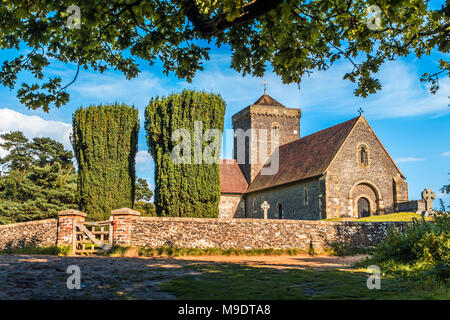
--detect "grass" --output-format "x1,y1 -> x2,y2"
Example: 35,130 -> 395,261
0,246 -> 71,256
324,245 -> 374,256
0,245 -> 370,257
159,263 -> 449,300
102,246 -> 309,257
323,212 -> 430,222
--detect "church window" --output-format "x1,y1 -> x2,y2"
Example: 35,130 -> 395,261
277,203 -> 283,219
304,188 -> 308,205
359,146 -> 368,166
271,122 -> 280,136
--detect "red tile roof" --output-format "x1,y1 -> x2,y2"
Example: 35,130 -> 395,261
253,94 -> 285,108
220,159 -> 248,194
246,117 -> 360,193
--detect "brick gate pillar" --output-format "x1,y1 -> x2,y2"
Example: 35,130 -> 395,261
111,208 -> 141,246
57,209 -> 87,246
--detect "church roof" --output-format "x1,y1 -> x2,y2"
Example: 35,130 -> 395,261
253,94 -> 285,108
219,159 -> 248,194
246,116 -> 360,193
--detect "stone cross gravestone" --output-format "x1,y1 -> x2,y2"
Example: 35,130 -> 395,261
421,188 -> 435,217
261,201 -> 270,220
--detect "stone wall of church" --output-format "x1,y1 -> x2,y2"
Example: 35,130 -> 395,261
325,119 -> 408,218
218,194 -> 246,219
245,177 -> 325,220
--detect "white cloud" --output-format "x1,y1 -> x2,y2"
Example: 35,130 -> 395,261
72,71 -> 175,109
51,52 -> 448,122
0,108 -> 72,158
300,60 -> 450,119
183,57 -> 450,120
442,151 -> 450,157
136,150 -> 152,164
135,150 -> 153,173
361,62 -> 450,119
394,157 -> 425,163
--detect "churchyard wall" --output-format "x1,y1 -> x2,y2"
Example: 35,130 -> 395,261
0,219 -> 58,250
0,210 -> 409,252
130,216 -> 408,251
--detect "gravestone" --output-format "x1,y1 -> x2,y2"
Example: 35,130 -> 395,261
421,188 -> 435,217
261,201 -> 270,220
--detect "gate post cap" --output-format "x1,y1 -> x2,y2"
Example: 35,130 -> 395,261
111,208 -> 141,216
58,209 -> 87,217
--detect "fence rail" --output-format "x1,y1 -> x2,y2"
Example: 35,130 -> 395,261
73,220 -> 113,255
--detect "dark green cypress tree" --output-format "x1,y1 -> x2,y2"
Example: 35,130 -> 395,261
145,90 -> 225,218
72,104 -> 139,221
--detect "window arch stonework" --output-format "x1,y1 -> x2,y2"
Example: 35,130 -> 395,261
357,143 -> 369,168
271,122 -> 280,136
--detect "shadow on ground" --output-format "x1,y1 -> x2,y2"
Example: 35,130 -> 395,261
0,254 -> 440,300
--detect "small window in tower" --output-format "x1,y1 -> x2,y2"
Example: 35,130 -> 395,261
304,188 -> 308,205
272,122 -> 280,136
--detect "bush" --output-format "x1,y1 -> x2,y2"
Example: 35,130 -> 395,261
359,213 -> 449,281
373,213 -> 449,265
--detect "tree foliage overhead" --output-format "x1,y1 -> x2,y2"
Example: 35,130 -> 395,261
145,90 -> 225,218
0,0 -> 448,111
72,104 -> 139,221
0,132 -> 77,224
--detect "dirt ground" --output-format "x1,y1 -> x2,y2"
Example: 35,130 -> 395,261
0,254 -> 367,300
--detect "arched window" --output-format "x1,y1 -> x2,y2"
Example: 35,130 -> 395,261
360,146 -> 368,166
271,122 -> 280,136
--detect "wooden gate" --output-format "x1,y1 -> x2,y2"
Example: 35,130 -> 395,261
73,219 -> 113,255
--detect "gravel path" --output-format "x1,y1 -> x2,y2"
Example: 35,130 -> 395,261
0,254 -> 366,300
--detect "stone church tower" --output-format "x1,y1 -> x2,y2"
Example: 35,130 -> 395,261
231,94 -> 302,183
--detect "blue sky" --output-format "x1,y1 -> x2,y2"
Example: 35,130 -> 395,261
0,15 -> 449,207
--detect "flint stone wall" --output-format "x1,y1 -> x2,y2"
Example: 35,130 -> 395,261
131,216 -> 408,251
0,216 -> 409,252
0,219 -> 58,250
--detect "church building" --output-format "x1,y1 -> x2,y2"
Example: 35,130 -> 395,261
218,94 -> 409,220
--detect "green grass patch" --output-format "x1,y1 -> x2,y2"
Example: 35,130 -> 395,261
356,212 -> 430,222
159,263 -> 449,299
324,244 -> 374,256
0,246 -> 71,256
323,212 -> 430,222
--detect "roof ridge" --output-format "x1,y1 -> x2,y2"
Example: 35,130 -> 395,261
279,116 -> 360,149
247,116 -> 361,193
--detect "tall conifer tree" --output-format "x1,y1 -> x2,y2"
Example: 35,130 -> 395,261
145,90 -> 225,217
72,104 -> 139,220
